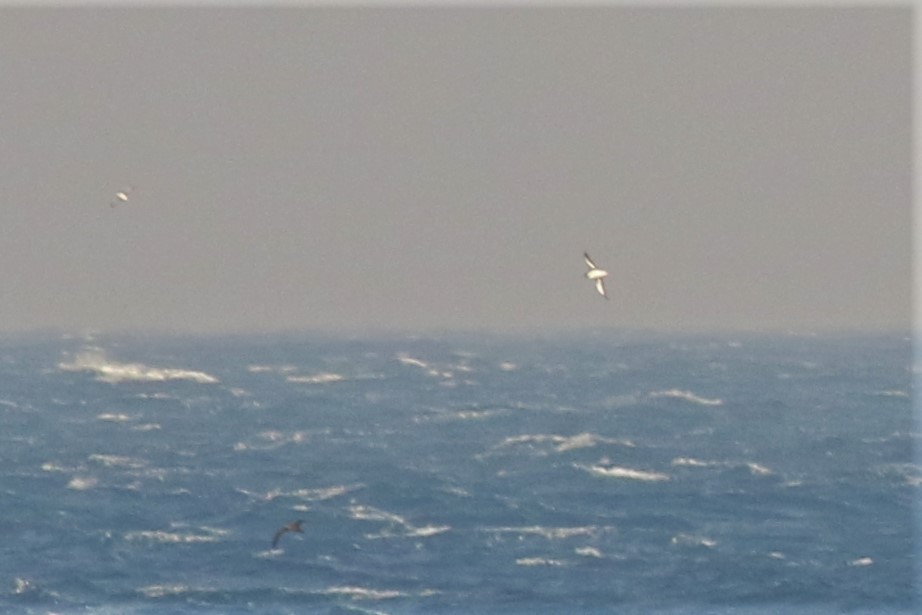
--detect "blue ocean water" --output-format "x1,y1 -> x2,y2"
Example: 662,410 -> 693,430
0,331 -> 917,614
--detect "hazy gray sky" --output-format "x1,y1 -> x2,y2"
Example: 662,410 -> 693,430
0,6 -> 910,334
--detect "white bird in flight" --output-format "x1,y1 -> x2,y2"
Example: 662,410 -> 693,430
583,252 -> 609,299
110,185 -> 135,207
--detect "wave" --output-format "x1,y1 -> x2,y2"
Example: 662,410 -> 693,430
247,364 -> 299,374
131,423 -> 161,431
233,429 -> 317,451
349,504 -> 450,539
89,454 -> 147,469
96,413 -> 134,423
138,583 -> 216,598
67,476 -> 98,490
59,348 -> 218,384
320,585 -> 426,600
648,389 -> 723,406
873,463 -> 922,486
286,372 -> 346,384
671,457 -> 773,476
11,577 -> 62,601
125,524 -> 228,544
404,525 -> 451,538
396,353 -> 455,379
41,461 -> 77,473
574,463 -> 670,482
493,433 -> 635,455
516,557 -> 567,567
236,483 -> 364,503
872,389 -> 910,398
671,533 -> 717,549
416,408 -> 508,424
482,525 -> 604,540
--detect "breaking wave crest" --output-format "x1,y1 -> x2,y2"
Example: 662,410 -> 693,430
349,504 -> 450,539
648,389 -> 723,406
574,463 -> 670,482
59,348 -> 218,384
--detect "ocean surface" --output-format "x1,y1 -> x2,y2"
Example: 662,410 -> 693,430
1,331 -> 917,614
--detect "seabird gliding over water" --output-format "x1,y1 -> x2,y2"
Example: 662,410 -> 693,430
583,252 -> 609,299
271,520 -> 304,549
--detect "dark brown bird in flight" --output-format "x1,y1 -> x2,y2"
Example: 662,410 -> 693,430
271,520 -> 304,549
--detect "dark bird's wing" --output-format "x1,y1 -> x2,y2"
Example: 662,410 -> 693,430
271,527 -> 287,549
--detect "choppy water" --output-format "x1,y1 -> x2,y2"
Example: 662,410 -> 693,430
1,331 -> 917,613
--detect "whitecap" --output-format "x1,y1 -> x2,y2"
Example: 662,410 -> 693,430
483,525 -> 601,540
12,577 -> 33,594
576,463 -> 670,482
349,505 -> 407,525
499,434 -> 565,447
671,533 -> 717,548
556,432 -> 634,452
516,557 -> 567,567
453,409 -> 496,420
495,433 -> 634,454
575,546 -> 603,558
247,364 -> 298,374
96,413 -> 133,423
89,454 -> 147,469
671,457 -> 773,476
745,462 -> 773,476
848,557 -> 874,567
671,457 -> 715,468
234,429 -> 314,451
405,525 -> 451,538
648,389 -> 723,406
287,372 -> 346,384
396,353 -> 452,378
237,483 -> 363,503
41,461 -> 74,473
289,484 -> 364,501
874,389 -> 910,398
396,355 -> 428,369
873,463 -> 922,486
418,408 -> 504,424
124,529 -> 221,544
131,423 -> 161,431
59,348 -> 218,384
350,504 -> 448,539
323,585 -> 406,600
138,584 -> 209,598
67,476 -> 98,490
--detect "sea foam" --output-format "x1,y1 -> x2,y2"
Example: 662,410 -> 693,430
59,348 -> 218,384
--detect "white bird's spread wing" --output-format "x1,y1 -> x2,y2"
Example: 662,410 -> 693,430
595,278 -> 608,298
583,252 -> 597,270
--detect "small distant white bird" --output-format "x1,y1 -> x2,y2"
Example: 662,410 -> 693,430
583,252 -> 609,299
110,185 -> 135,208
